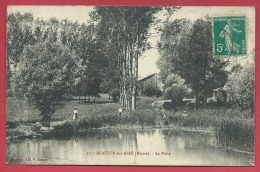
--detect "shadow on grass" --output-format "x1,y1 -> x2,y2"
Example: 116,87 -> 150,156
80,101 -> 115,104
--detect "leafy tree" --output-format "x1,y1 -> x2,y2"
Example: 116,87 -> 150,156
11,41 -> 84,126
7,12 -> 35,93
7,12 -> 106,105
157,19 -> 192,83
80,38 -> 105,101
163,74 -> 190,105
92,6 -> 164,110
60,20 -> 109,101
163,73 -> 186,90
158,17 -> 228,106
226,63 -> 255,114
7,12 -> 35,65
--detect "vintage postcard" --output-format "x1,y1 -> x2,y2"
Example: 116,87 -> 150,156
6,6 -> 255,166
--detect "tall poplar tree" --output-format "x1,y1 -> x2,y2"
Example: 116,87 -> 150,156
92,6 -> 162,110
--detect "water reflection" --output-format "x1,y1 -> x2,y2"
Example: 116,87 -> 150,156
9,129 -> 252,165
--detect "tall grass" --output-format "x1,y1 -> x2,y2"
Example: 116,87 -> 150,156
167,107 -> 253,128
78,108 -> 158,129
136,97 -> 157,109
165,107 -> 254,152
215,118 -> 254,152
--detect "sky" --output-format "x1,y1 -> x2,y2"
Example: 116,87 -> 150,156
8,6 -> 255,78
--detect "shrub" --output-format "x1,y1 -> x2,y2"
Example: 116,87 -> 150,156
142,84 -> 162,97
163,84 -> 189,106
226,63 -> 255,114
50,122 -> 74,139
31,125 -> 41,132
163,74 -> 190,106
110,88 -> 120,102
137,97 -> 157,108
215,89 -> 228,105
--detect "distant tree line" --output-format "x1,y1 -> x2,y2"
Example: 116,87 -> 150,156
7,12 -> 119,126
7,12 -> 120,100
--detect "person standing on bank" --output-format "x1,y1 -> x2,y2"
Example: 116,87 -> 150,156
73,107 -> 78,122
118,106 -> 122,115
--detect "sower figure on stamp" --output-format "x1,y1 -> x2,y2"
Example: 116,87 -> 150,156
219,19 -> 242,54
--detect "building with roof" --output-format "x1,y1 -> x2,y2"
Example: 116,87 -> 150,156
138,73 -> 163,92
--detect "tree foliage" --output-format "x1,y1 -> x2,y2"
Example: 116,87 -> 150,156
7,12 -> 35,65
7,12 -> 35,92
163,74 -> 190,105
157,19 -> 192,82
226,63 -> 255,114
92,6 -> 164,110
142,84 -> 162,97
7,12 -> 110,100
158,17 -> 228,105
11,41 -> 83,126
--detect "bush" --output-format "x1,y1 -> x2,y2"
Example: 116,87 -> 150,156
215,89 -> 228,106
226,63 -> 254,114
137,97 -> 157,109
163,84 -> 189,106
163,74 -> 191,106
142,84 -> 162,97
50,122 -> 74,139
110,88 -> 120,102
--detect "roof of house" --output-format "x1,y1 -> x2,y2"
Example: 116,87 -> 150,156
138,73 -> 158,82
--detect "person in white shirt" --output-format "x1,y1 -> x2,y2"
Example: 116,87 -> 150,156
183,111 -> 188,117
118,107 -> 122,115
73,107 -> 78,121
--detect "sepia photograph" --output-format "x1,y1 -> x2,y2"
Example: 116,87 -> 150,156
6,6 -> 255,166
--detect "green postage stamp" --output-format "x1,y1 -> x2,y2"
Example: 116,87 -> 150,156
213,16 -> 247,56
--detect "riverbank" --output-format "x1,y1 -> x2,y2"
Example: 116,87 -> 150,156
6,96 -> 254,153
6,118 -> 214,141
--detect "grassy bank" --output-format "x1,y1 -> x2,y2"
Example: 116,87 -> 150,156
7,96 -> 254,152
7,94 -> 119,122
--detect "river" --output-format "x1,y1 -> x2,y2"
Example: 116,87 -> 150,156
8,129 -> 254,166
